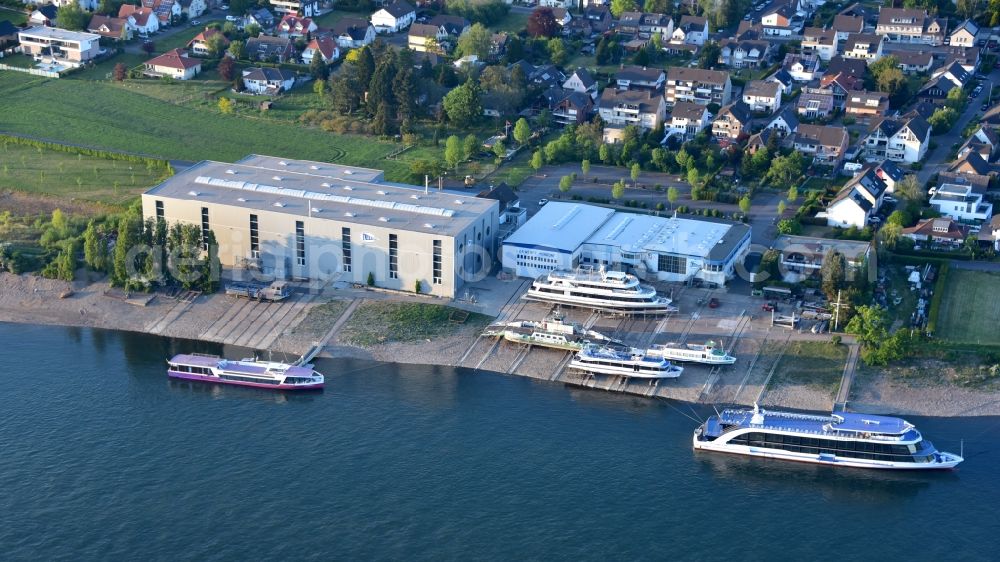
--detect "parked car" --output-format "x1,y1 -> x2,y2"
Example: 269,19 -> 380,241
190,20 -> 201,26
984,103 -> 991,111
708,297 -> 720,309
539,198 -> 549,206
762,302 -> 776,312
220,4 -> 229,9
226,15 -> 239,21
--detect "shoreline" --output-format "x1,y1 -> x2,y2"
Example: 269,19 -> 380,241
3,272 -> 1000,417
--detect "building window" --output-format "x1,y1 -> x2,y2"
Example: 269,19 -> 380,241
155,200 -> 164,220
200,207 -> 209,251
658,254 -> 687,274
249,214 -> 259,259
389,234 -> 398,279
295,221 -> 305,267
432,240 -> 442,285
342,227 -> 352,273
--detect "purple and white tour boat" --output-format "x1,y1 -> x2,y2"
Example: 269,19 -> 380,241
167,353 -> 324,390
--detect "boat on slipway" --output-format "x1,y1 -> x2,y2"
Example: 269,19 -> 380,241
646,340 -> 736,365
482,315 -> 623,352
522,267 -> 677,315
569,344 -> 684,379
693,405 -> 963,470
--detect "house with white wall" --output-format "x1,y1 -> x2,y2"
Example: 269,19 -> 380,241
371,0 -> 415,34
929,183 -> 993,224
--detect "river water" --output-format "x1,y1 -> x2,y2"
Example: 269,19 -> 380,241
1,323 -> 998,560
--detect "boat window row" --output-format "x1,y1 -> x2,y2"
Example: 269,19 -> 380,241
727,432 -> 931,462
218,374 -> 281,385
171,364 -> 212,375
283,377 -> 315,384
533,287 -> 656,302
576,359 -> 665,371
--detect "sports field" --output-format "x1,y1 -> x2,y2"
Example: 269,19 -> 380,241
937,269 -> 1000,345
0,72 -> 433,182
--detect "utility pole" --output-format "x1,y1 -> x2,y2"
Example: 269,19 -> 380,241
832,289 -> 851,332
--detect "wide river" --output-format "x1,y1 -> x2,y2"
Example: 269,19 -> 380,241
2,323 -> 998,560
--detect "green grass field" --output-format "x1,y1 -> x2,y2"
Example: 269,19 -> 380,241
340,301 -> 491,347
937,269 -> 1000,345
0,7 -> 27,25
0,141 -> 172,208
0,71 -> 434,182
770,341 -> 848,396
492,12 -> 529,33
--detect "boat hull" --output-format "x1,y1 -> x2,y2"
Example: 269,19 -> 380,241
502,332 -> 583,351
569,362 -> 682,379
649,352 -> 736,365
168,369 -> 324,391
522,292 -> 677,315
692,434 -> 962,470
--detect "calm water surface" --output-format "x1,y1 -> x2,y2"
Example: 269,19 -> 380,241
2,323 -> 998,560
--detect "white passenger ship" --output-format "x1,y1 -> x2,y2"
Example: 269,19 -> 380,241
570,344 -> 684,379
693,405 -> 963,470
646,340 -> 736,365
523,267 -> 676,315
482,315 -> 623,352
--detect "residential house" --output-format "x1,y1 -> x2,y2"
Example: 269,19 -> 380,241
269,0 -> 319,18
582,5 -> 613,34
821,71 -> 864,108
551,91 -> 594,126
144,48 -> 201,80
177,0 -> 206,19
617,11 -> 643,35
801,27 -> 838,61
18,26 -> 100,67
488,32 -> 508,62
119,5 -> 159,36
245,34 -> 295,62
371,0 -> 415,34
87,15 -> 132,41
563,68 -> 598,99
332,18 -> 375,49
408,23 -> 444,52
671,15 -> 708,46
875,7 -> 946,45
917,62 -> 970,102
718,38 -> 771,69
550,8 -> 572,29
141,0 -> 181,27
822,166 -> 888,228
666,101 -> 711,141
614,65 -> 665,91
893,50 -> 933,74
241,67 -> 297,94
742,80 -> 782,114
187,27 -> 229,56
841,33 -> 883,61
863,115 -> 930,164
772,235 -> 873,282
902,218 -> 969,248
638,12 -> 673,39
831,14 -> 863,41
29,5 -> 58,27
539,0 -> 575,6
903,100 -> 937,121
277,15 -> 316,38
938,172 -> 991,196
712,101 -> 752,142
797,90 -> 835,119
845,90 -> 889,123
0,20 -> 18,50
664,67 -> 732,106
301,35 -> 339,65
767,69 -> 794,96
983,103 -> 1000,127
760,3 -> 798,37
767,105 -> 800,138
827,55 -> 868,79
941,46 -> 980,73
929,183 -> 993,223
746,128 -> 776,155
597,88 -> 666,137
428,15 -> 469,37
793,124 -> 849,166
245,8 -> 276,32
948,151 -> 995,177
959,127 -> 1000,163
949,20 -> 978,48
784,53 -> 822,82
977,215 -> 1000,251
874,159 -> 905,193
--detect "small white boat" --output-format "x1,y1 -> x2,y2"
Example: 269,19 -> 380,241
522,266 -> 676,315
570,344 -> 683,379
482,315 -> 622,351
646,340 -> 736,365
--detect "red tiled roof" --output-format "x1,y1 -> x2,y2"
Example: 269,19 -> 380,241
146,48 -> 201,70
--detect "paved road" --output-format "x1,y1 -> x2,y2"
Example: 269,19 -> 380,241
123,12 -> 226,54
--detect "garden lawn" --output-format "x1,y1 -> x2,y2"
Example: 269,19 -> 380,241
339,301 -> 491,347
492,12 -> 528,33
0,141 -> 172,208
0,72 -> 418,181
770,341 -> 848,397
0,7 -> 27,25
936,269 -> 1000,345
69,53 -> 147,81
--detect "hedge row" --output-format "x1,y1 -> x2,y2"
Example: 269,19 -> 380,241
925,261 -> 950,335
892,247 -> 972,261
0,134 -> 173,171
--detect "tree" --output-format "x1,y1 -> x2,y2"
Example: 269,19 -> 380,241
367,58 -> 397,116
83,220 -> 108,272
887,209 -> 911,227
530,150 -> 544,171
56,3 -> 90,31
456,23 -> 492,59
493,140 -> 506,162
945,86 -> 966,111
764,151 -> 807,190
777,218 -> 801,235
527,7 -> 558,37
777,199 -> 787,216
218,97 -> 234,114
612,180 -> 626,199
846,305 -> 908,366
354,46 -> 376,91
218,56 -> 235,82
928,107 -> 959,134
610,0 -> 639,18
630,162 -> 641,187
820,249 -> 846,301
227,40 -> 245,60
869,56 -> 906,101
372,101 -> 395,136
113,63 -> 126,82
878,222 -> 902,251
698,41 -> 721,69
393,67 -> 417,121
599,143 -> 611,164
206,34 -> 228,59
513,118 -> 531,146
547,37 -> 567,66
787,184 -> 798,202
581,159 -> 591,177
739,196 -> 751,214
443,81 -> 482,127
309,52 -> 328,80
559,174 -> 573,192
463,134 -> 479,161
445,135 -> 463,170
894,174 -> 925,207
329,72 -> 361,114
667,186 -> 679,208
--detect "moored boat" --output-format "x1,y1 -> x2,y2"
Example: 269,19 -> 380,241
693,405 -> 963,470
482,315 -> 623,351
522,267 -> 676,315
167,353 -> 324,390
570,344 -> 683,379
646,340 -> 736,365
